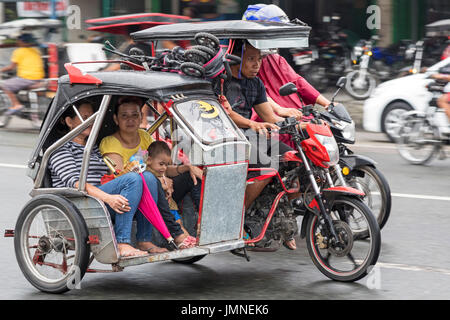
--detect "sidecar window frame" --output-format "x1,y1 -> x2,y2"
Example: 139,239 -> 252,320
171,96 -> 246,146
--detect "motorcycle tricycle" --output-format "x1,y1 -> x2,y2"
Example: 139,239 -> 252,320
4,19 -> 380,293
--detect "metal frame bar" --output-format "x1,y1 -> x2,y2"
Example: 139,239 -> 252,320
34,95 -> 112,191
79,95 -> 111,191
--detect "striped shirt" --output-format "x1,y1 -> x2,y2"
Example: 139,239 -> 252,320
48,141 -> 109,188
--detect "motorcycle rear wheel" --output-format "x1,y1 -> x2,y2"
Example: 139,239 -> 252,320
396,113 -> 440,165
306,196 -> 381,282
344,165 -> 391,232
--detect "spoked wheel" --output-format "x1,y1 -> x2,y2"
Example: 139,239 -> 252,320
396,113 -> 440,165
181,62 -> 205,78
14,194 -> 90,293
343,166 -> 392,232
306,196 -> 381,282
184,49 -> 210,65
345,70 -> 377,100
191,45 -> 216,60
0,91 -> 12,128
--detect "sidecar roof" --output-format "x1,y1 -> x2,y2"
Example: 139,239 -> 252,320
132,19 -> 310,42
46,69 -> 212,126
55,69 -> 212,100
29,69 -> 213,169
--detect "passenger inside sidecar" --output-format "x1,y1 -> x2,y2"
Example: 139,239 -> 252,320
40,92 -> 200,256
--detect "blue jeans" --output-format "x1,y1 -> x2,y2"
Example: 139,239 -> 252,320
98,172 -> 152,244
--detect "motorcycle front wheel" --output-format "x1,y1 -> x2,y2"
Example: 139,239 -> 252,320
396,113 -> 440,165
306,196 -> 381,282
345,70 -> 377,100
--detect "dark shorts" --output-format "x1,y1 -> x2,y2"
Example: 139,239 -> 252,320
242,128 -> 293,176
1,77 -> 38,93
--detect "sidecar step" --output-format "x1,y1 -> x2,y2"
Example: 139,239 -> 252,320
116,239 -> 245,268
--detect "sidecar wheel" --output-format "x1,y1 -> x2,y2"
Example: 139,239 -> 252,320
194,33 -> 220,52
172,255 -> 206,264
181,62 -> 205,78
14,194 -> 90,293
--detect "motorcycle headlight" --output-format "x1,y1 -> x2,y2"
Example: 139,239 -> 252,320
332,119 -> 355,143
314,134 -> 339,167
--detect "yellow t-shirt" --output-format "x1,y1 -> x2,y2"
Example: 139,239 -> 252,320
99,129 -> 153,167
11,47 -> 45,80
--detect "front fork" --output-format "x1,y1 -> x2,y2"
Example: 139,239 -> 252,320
294,142 -> 340,241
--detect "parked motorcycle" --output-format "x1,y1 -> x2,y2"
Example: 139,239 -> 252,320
396,79 -> 449,165
294,32 -> 354,93
345,36 -> 377,100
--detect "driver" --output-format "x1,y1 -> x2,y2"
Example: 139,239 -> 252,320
243,4 -> 332,148
0,33 -> 44,115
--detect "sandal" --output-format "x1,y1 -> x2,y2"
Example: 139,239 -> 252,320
147,246 -> 169,254
177,235 -> 196,249
137,242 -> 168,254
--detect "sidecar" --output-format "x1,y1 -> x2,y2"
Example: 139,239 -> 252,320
5,19 -> 311,293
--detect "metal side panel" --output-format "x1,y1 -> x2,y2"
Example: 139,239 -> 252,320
69,196 -> 119,264
198,162 -> 247,246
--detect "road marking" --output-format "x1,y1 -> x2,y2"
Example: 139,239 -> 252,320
0,163 -> 27,169
1,164 -> 449,200
391,192 -> 450,202
376,262 -> 450,276
353,143 -> 397,150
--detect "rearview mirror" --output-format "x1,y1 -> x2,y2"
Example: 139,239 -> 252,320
279,82 -> 297,96
336,77 -> 346,88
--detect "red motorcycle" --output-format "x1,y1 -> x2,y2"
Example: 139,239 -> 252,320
243,83 -> 381,282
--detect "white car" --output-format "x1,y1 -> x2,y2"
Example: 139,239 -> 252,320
363,57 -> 450,141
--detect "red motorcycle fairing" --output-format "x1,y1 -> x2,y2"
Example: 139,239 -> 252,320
308,186 -> 365,210
301,123 -> 333,168
282,150 -> 302,163
322,186 -> 365,197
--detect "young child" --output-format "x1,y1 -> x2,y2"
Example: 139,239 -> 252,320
146,141 -> 190,237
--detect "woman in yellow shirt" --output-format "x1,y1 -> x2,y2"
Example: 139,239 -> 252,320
100,96 -> 196,250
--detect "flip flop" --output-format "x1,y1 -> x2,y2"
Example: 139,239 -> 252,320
146,246 -> 169,254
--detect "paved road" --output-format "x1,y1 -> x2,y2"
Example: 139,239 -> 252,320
1,125 -> 450,301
